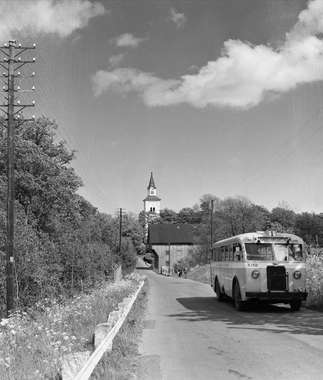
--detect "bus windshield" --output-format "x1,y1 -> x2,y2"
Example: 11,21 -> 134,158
245,243 -> 304,262
245,243 -> 273,261
273,243 -> 304,262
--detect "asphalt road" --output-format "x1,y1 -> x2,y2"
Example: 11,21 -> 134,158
136,268 -> 323,380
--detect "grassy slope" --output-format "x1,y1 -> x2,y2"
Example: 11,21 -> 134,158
186,265 -> 211,285
0,279 -> 140,380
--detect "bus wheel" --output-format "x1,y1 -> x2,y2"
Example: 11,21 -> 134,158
215,278 -> 224,302
290,300 -> 301,312
233,281 -> 245,311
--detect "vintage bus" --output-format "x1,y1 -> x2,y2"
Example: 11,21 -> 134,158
210,231 -> 308,311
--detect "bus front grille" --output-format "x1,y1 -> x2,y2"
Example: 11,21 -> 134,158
267,266 -> 287,291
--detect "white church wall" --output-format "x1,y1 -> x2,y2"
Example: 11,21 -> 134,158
144,200 -> 160,214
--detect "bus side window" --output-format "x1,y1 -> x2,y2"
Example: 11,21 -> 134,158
216,247 -> 221,261
229,246 -> 233,261
233,244 -> 242,261
221,246 -> 226,261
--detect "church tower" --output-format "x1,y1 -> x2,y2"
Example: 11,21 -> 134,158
143,172 -> 161,215
143,172 -> 161,240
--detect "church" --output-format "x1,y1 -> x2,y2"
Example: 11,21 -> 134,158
143,172 -> 161,225
143,172 -> 195,274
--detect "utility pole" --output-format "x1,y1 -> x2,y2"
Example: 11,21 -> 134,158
119,208 -> 122,254
209,199 -> 214,285
0,40 -> 36,315
210,199 -> 214,258
168,242 -> 171,276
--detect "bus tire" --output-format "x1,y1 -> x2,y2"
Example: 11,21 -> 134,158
233,280 -> 245,311
215,278 -> 224,302
290,300 -> 301,312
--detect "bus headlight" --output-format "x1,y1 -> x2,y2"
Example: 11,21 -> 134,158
293,271 -> 302,280
251,270 -> 260,279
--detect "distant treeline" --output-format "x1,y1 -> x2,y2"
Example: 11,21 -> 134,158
140,195 -> 323,267
0,117 -> 144,310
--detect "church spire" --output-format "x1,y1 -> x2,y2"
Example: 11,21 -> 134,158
143,172 -> 161,241
147,171 -> 156,189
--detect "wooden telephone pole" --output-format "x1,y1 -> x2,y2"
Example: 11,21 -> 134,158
0,40 -> 36,315
119,208 -> 123,254
210,199 -> 214,256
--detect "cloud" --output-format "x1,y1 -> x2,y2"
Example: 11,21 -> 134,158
109,53 -> 125,67
169,8 -> 186,29
92,0 -> 323,109
0,0 -> 106,41
113,33 -> 145,48
92,68 -> 179,101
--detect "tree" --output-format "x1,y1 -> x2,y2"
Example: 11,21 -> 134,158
122,212 -> 145,254
217,196 -> 268,237
177,207 -> 201,224
199,194 -> 221,215
1,117 -> 82,235
295,213 -> 323,245
159,208 -> 177,223
271,206 -> 296,232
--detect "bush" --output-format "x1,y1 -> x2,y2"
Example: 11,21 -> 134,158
306,251 -> 323,308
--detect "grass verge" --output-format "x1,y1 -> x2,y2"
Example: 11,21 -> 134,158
0,278 -> 139,379
90,279 -> 148,380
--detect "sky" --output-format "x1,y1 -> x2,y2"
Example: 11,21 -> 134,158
2,0 -> 323,214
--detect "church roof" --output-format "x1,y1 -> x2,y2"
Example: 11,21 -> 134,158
143,195 -> 161,202
148,223 -> 194,245
147,172 -> 156,189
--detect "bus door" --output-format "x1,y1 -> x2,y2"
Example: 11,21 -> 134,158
223,245 -> 231,293
218,246 -> 226,289
223,245 -> 232,295
209,248 -> 214,286
233,243 -> 243,294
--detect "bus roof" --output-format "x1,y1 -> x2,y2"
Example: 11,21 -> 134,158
213,231 -> 304,246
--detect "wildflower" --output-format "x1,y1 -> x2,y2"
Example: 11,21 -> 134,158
0,319 -> 9,327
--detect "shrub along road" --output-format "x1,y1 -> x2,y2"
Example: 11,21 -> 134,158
136,270 -> 323,380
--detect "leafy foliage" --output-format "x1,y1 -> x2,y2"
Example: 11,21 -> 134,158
0,117 -> 143,312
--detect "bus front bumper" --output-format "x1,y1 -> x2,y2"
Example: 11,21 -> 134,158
245,291 -> 308,302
